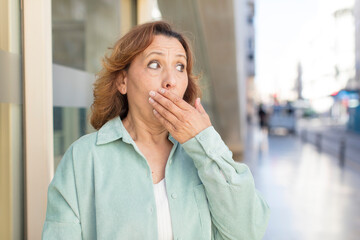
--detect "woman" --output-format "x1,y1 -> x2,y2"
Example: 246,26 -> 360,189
43,21 -> 270,240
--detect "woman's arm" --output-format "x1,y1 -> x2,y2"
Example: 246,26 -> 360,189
149,89 -> 270,239
182,126 -> 270,240
42,145 -> 82,240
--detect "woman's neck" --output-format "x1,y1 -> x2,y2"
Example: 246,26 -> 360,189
122,110 -> 169,145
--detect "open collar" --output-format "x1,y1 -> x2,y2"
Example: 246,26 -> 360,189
96,116 -> 127,145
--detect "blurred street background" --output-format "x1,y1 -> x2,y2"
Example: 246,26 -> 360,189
1,0 -> 360,239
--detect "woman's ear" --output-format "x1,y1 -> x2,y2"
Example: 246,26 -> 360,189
116,71 -> 128,95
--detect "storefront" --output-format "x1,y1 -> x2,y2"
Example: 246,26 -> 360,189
0,1 -> 248,239
0,1 -> 142,239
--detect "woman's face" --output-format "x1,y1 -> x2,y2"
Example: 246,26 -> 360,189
118,35 -> 189,119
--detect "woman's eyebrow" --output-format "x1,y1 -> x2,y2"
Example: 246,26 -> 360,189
145,51 -> 187,60
145,51 -> 164,58
177,54 -> 187,60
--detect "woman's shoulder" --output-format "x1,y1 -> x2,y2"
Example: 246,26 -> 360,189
64,127 -> 126,161
55,132 -> 96,168
56,131 -> 103,175
71,131 -> 99,150
61,131 -> 103,163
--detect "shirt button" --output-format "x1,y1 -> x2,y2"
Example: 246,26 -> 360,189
171,193 -> 177,199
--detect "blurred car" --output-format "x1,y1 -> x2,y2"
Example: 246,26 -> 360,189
268,104 -> 296,134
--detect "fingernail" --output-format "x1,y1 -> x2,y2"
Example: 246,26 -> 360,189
149,91 -> 156,97
153,109 -> 158,114
149,97 -> 154,103
159,88 -> 165,94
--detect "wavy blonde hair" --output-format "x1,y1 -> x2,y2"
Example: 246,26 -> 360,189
90,21 -> 200,130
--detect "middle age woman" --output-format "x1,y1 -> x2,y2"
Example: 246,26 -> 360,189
42,21 -> 270,240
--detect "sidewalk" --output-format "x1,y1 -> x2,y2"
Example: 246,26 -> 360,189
297,118 -> 360,167
243,125 -> 360,240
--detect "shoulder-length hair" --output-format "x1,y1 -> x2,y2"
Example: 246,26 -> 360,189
90,21 -> 200,130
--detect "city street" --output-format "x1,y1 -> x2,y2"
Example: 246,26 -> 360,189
242,127 -> 360,240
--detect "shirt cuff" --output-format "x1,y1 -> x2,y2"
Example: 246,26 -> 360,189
181,126 -> 230,168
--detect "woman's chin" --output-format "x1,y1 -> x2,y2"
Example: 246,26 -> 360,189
149,113 -> 161,123
148,113 -> 166,127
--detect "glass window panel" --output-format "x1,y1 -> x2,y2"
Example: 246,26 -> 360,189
52,0 -> 136,167
0,0 -> 24,239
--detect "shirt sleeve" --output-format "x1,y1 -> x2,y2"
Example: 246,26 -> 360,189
181,126 -> 270,240
42,145 -> 82,240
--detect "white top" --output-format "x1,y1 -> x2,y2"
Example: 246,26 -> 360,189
153,179 -> 173,240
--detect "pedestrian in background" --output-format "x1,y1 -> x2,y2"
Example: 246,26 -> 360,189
258,103 -> 269,151
42,21 -> 270,240
258,103 -> 268,130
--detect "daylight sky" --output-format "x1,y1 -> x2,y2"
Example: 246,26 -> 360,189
256,0 -> 356,102
255,0 -> 319,100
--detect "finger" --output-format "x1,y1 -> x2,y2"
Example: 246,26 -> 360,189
152,109 -> 176,132
195,98 -> 206,114
149,97 -> 179,125
157,88 -> 191,110
149,90 -> 183,119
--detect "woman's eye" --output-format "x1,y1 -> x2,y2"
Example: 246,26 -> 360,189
148,61 -> 160,69
176,64 -> 185,72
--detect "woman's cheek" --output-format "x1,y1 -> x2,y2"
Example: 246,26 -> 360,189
178,73 -> 189,92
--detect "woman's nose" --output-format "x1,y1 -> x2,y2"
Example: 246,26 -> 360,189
162,69 -> 177,89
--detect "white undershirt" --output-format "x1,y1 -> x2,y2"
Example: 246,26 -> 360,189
153,179 -> 173,240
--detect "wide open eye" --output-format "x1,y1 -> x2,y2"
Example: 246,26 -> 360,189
176,63 -> 185,72
148,61 -> 160,69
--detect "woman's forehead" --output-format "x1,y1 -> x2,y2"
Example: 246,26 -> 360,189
142,35 -> 186,57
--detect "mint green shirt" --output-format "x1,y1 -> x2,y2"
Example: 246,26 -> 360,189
42,117 -> 270,240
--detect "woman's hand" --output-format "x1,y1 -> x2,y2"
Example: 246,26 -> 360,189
149,88 -> 212,144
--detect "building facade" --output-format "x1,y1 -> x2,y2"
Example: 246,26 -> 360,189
244,0 -> 257,123
355,0 -> 360,88
298,0 -> 356,116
